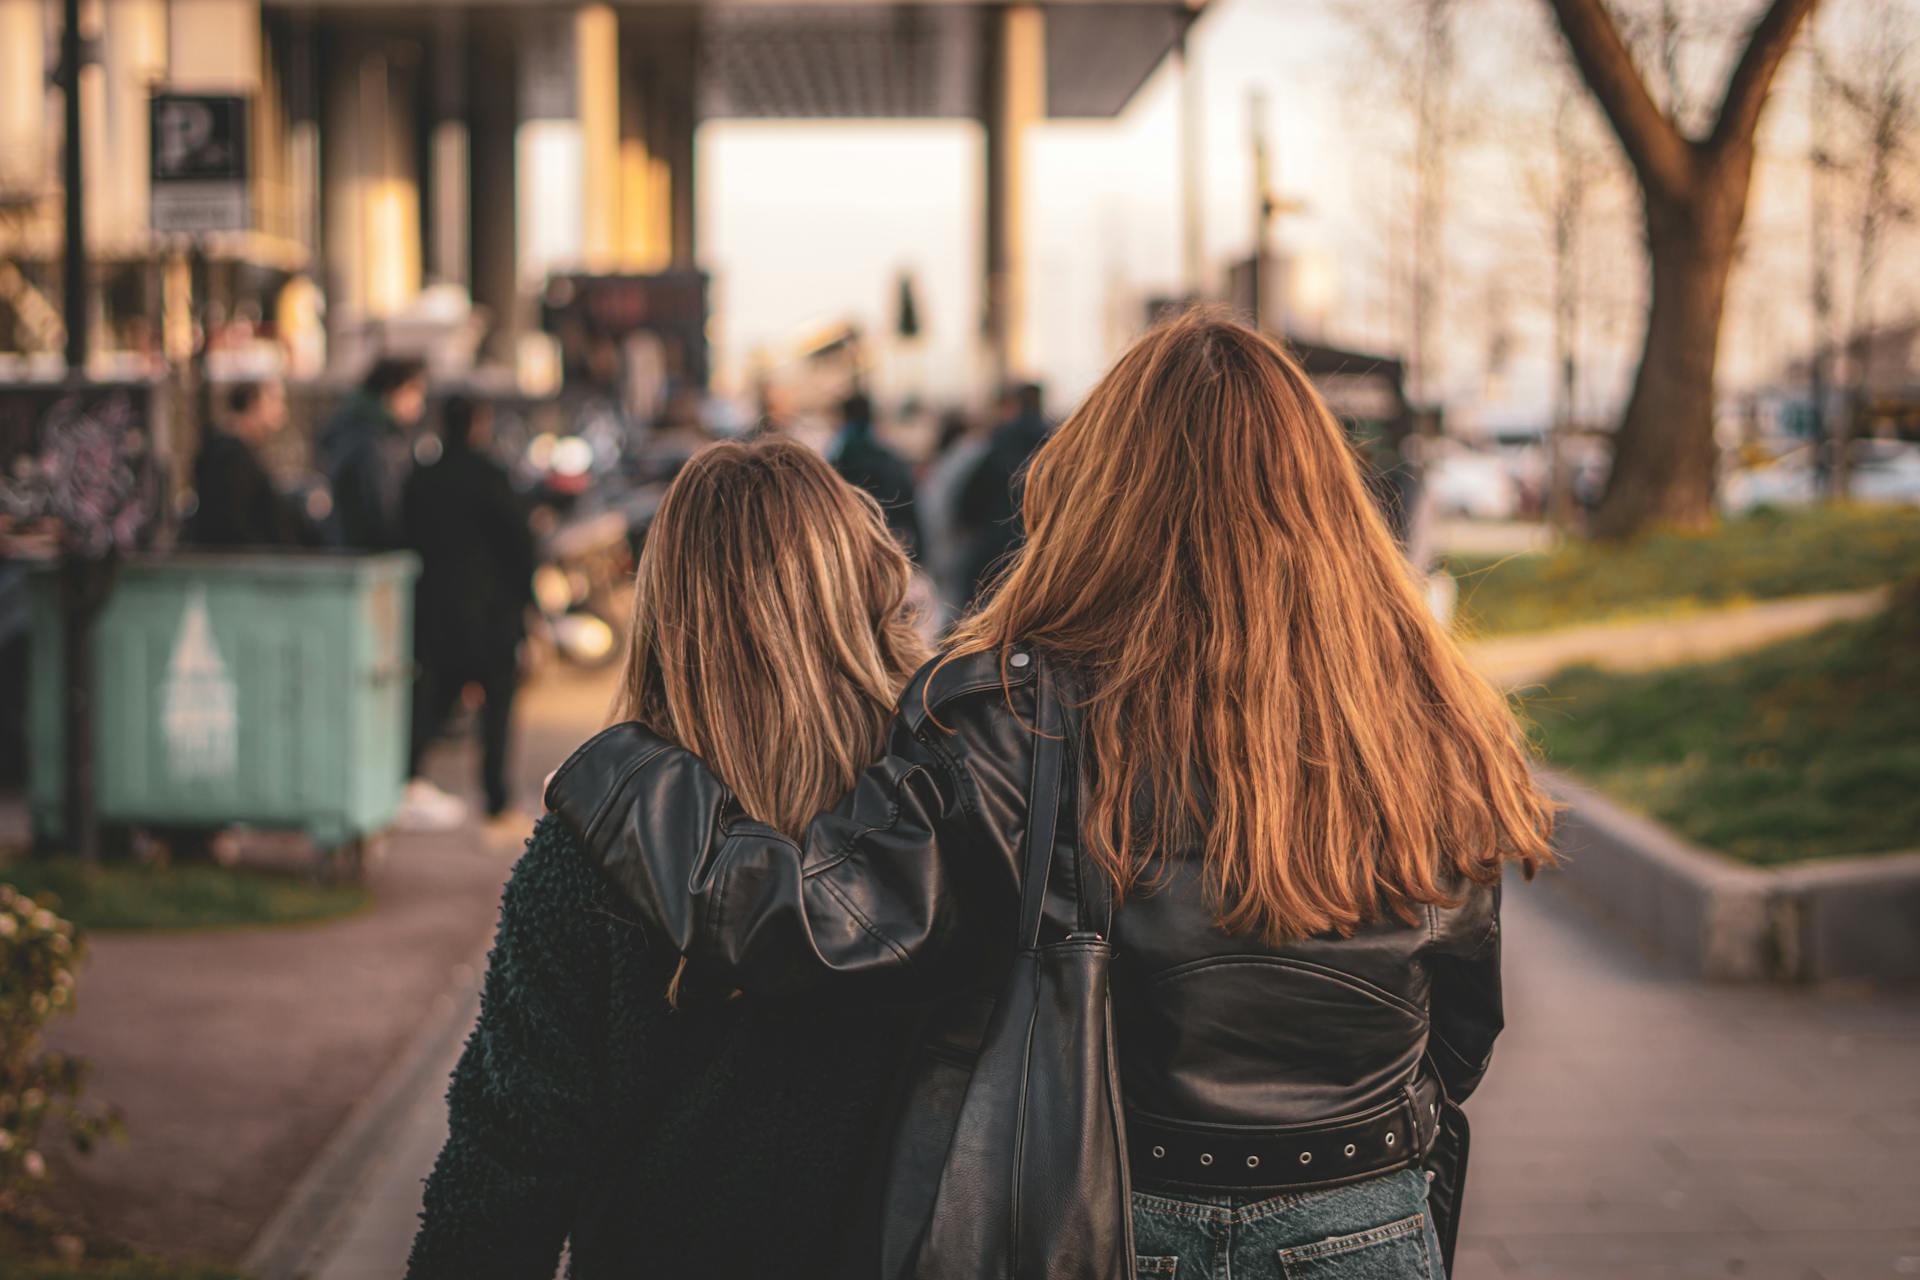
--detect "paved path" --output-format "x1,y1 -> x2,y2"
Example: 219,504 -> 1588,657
1464,588 -> 1888,689
28,661 -> 617,1265
304,867 -> 1920,1280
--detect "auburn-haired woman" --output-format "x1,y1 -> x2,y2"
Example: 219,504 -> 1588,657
407,437 -> 931,1277
548,312 -> 1555,1277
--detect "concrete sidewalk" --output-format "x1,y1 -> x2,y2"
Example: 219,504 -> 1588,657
31,661 -> 617,1265
303,868 -> 1920,1280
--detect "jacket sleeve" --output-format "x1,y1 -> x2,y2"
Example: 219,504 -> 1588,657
546,714 -> 990,1001
407,816 -> 629,1278
1426,880 -> 1504,1105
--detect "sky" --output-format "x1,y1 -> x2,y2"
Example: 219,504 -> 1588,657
700,0 -> 1919,426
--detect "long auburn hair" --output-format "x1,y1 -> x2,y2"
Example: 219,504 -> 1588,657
945,310 -> 1554,944
615,438 -> 930,994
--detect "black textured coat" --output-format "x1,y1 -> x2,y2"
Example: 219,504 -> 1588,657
401,441 -> 534,671
406,815 -> 919,1279
185,430 -> 311,550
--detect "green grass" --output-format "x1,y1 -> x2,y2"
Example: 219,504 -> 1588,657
0,1214 -> 247,1280
1448,504 -> 1920,636
1522,581 -> 1920,867
0,860 -> 369,932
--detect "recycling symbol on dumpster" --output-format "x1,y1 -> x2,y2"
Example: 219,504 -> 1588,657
161,587 -> 239,782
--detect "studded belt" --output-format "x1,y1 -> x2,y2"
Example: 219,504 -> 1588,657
1127,1076 -> 1443,1193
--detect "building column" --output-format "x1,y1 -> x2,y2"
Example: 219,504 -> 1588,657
577,4 -> 620,271
469,19 -> 518,362
285,10 -> 321,265
94,0 -> 167,250
981,3 -> 1044,386
515,10 -> 583,285
664,53 -> 697,269
429,11 -> 470,288
322,34 -> 422,330
0,0 -> 48,198
616,61 -> 666,271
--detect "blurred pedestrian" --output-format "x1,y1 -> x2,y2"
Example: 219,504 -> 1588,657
407,438 -> 927,1278
956,380 -> 1048,602
316,357 -> 428,551
917,406 -> 991,618
184,381 -> 313,549
401,396 -> 534,830
829,391 -> 924,561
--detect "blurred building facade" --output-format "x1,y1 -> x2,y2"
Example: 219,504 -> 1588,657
0,0 -> 1200,396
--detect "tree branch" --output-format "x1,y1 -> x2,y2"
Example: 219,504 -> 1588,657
1709,0 -> 1820,158
1546,0 -> 1695,199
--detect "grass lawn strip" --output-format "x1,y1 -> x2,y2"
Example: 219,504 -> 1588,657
1448,504 -> 1920,637
1521,581 -> 1920,867
0,859 -> 369,932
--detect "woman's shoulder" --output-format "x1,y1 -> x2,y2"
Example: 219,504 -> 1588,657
501,811 -> 617,919
898,644 -> 1041,734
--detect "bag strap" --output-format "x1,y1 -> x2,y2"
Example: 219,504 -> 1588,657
1016,652 -> 1067,950
1016,651 -> 1114,947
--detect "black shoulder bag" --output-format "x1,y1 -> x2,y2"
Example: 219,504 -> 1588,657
884,658 -> 1135,1280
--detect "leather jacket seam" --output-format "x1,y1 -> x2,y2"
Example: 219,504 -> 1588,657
582,744 -> 676,849
1430,1034 -> 1483,1071
905,660 -> 1039,733
796,763 -> 932,879
814,870 -> 916,970
542,720 -> 645,814
1143,954 -> 1426,1023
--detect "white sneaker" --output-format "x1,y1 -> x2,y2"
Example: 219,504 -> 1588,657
395,778 -> 469,831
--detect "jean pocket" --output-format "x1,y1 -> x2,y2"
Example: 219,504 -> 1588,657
1276,1213 -> 1431,1280
1135,1257 -> 1179,1277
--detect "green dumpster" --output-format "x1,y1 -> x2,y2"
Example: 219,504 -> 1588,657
29,553 -> 419,858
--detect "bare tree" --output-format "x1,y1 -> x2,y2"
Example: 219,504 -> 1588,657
1547,0 -> 1818,536
1820,3 -> 1918,496
1339,0 -> 1474,404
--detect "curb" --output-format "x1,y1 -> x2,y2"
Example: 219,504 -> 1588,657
1540,768 -> 1920,982
240,956 -> 485,1280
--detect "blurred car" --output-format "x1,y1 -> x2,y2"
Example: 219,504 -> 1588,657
1424,441 -> 1523,520
1721,439 -> 1920,513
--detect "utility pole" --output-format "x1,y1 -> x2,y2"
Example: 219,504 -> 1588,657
1178,27 -> 1203,302
1250,89 -> 1269,329
59,0 -> 86,377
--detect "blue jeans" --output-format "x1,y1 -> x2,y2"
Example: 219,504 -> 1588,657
1132,1168 -> 1445,1279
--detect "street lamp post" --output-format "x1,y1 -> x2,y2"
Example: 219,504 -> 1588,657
59,0 -> 86,377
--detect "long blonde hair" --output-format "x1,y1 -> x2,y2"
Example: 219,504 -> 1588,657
616,437 -> 930,992
945,310 -> 1554,944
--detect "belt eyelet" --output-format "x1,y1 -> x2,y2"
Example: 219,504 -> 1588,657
1385,1132 -> 1396,1147
1198,1153 -> 1214,1166
1151,1145 -> 1166,1159
1343,1143 -> 1357,1157
1246,1155 -> 1260,1169
1297,1151 -> 1311,1165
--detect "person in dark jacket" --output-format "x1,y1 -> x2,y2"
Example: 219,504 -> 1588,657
408,437 -> 931,1278
545,312 -> 1558,1278
316,357 -> 428,551
955,380 -> 1048,601
184,381 -> 313,549
830,392 -> 924,561
402,396 -> 534,821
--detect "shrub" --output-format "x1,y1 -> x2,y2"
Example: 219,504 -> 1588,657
0,884 -> 121,1209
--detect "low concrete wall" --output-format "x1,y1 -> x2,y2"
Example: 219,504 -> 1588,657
1539,769 -> 1920,983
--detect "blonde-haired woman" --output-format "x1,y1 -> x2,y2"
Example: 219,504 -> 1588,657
407,437 -> 930,1278
551,311 -> 1555,1278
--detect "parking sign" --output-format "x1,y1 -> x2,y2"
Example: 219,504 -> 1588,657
150,93 -> 250,234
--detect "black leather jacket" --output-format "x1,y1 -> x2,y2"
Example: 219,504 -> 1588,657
546,647 -> 1504,1184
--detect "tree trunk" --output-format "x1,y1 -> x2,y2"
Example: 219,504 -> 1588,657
1591,190 -> 1738,537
